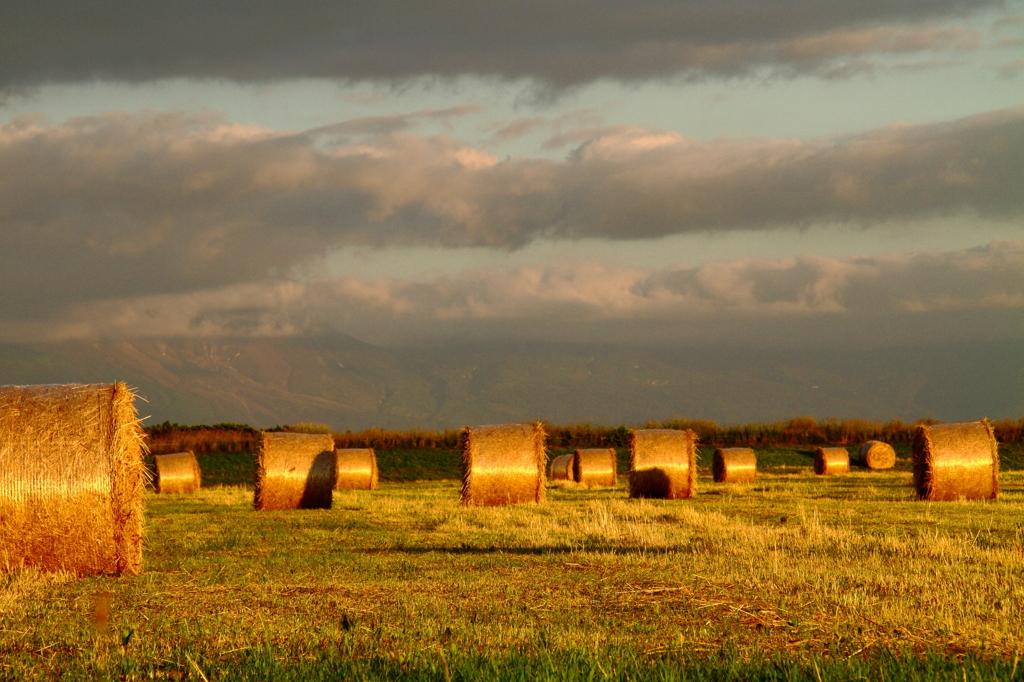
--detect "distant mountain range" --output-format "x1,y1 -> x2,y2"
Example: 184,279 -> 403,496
0,335 -> 1020,429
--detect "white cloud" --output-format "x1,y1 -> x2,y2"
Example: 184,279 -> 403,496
1,106 -> 1022,323
7,241 -> 1021,347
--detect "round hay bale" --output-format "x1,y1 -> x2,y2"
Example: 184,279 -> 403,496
573,448 -> 617,487
335,448 -> 378,490
461,423 -> 545,506
549,453 -> 575,481
858,441 -> 896,470
254,432 -> 336,510
712,448 -> 756,483
154,451 -> 201,494
912,421 -> 998,501
629,429 -> 697,499
814,447 -> 850,476
0,383 -> 146,576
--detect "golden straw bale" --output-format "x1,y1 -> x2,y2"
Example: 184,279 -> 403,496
334,448 -> 378,490
461,423 -> 545,506
814,447 -> 850,476
913,421 -> 998,501
573,448 -> 617,487
629,429 -> 697,499
0,383 -> 146,576
549,453 -> 575,481
858,441 -> 896,470
154,452 -> 201,494
712,448 -> 757,483
254,432 -> 336,510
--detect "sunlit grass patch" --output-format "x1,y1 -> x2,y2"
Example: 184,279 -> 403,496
3,467 -> 1024,679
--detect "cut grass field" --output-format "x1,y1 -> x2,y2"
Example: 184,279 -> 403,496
4,445 -> 1024,680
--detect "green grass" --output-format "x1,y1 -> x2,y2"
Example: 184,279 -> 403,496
5,460 -> 1024,680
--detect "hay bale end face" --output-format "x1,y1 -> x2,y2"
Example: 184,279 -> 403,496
814,447 -> 850,476
712,448 -> 756,483
154,451 -> 201,494
913,421 -> 998,501
573,448 -> 617,487
548,453 -> 574,481
0,383 -> 146,576
254,432 -> 336,510
461,423 -> 545,506
858,441 -> 896,470
334,448 -> 378,491
629,429 -> 697,499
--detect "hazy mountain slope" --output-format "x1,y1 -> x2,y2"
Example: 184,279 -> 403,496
0,336 -> 1020,428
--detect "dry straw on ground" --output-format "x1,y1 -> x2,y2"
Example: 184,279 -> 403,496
629,429 -> 697,499
573,448 -> 618,487
712,447 -> 757,483
912,420 -> 998,501
0,383 -> 146,575
814,447 -> 850,476
254,432 -> 336,510
858,441 -> 896,470
461,423 -> 546,506
334,448 -> 378,490
153,451 -> 201,494
548,453 -> 575,481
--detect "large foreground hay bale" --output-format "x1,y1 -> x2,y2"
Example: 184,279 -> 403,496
573,448 -> 617,487
154,452 -> 201,494
629,429 -> 697,499
858,441 -> 896,470
334,448 -> 378,490
913,421 -> 998,501
814,447 -> 850,476
549,453 -> 574,481
0,383 -> 145,575
461,423 -> 545,506
254,432 -> 335,510
712,448 -> 756,483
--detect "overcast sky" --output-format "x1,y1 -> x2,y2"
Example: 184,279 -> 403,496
1,0 -> 1022,347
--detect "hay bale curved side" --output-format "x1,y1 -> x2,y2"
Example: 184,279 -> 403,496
858,441 -> 896,470
712,448 -> 757,483
548,453 -> 575,481
0,383 -> 146,576
254,432 -> 336,510
814,447 -> 850,476
335,448 -> 378,490
461,423 -> 545,506
912,421 -> 998,501
629,429 -> 697,499
573,448 -> 617,487
154,451 -> 201,494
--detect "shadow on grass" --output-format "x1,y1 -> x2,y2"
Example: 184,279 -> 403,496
353,542 -> 742,556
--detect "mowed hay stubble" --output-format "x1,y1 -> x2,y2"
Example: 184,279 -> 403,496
573,448 -> 617,487
334,448 -> 378,490
461,423 -> 545,506
629,429 -> 697,499
913,420 -> 998,501
0,383 -> 146,575
254,432 -> 336,510
858,441 -> 897,470
153,451 -> 201,494
814,447 -> 850,476
712,447 -> 757,483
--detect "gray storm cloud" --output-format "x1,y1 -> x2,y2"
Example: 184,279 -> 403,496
0,1 -> 1002,90
6,241 -> 1022,346
1,106 -> 1022,320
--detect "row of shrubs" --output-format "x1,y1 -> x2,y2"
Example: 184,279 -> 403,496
144,416 -> 1024,454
